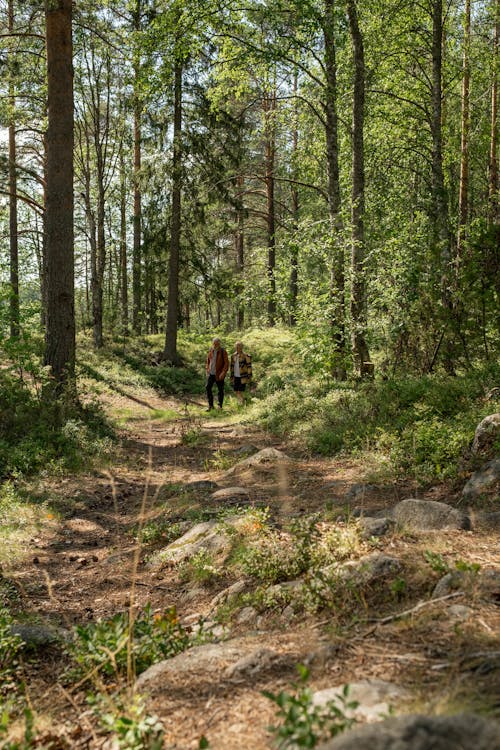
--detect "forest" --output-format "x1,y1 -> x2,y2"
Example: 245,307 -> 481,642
0,0 -> 499,748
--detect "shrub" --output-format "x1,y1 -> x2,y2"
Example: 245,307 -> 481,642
264,665 -> 358,748
66,604 -> 210,680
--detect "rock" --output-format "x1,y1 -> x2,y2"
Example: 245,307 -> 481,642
209,579 -> 248,611
223,647 -> 276,678
136,640 -> 262,692
392,498 -> 470,531
447,604 -> 472,621
313,679 -> 411,723
316,713 -> 500,750
210,486 -> 250,503
148,519 -> 239,567
471,413 -> 500,455
10,623 -> 60,648
185,480 -> 219,492
474,511 -> 500,530
462,459 -> 500,500
236,606 -> 258,624
433,567 -> 498,601
334,553 -> 402,584
346,484 -> 378,502
223,447 -> 291,476
358,517 -> 394,539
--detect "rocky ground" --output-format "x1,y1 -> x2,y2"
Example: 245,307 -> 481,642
2,386 -> 499,749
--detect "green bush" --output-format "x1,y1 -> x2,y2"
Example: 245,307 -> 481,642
66,604 -> 210,680
264,665 -> 358,748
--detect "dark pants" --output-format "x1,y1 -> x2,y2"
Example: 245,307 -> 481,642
206,374 -> 225,408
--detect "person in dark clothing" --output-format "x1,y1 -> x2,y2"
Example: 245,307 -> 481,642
205,337 -> 229,410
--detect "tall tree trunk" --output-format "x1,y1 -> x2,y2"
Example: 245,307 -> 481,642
431,0 -> 453,371
490,0 -> 499,223
289,66 -> 299,327
323,0 -> 346,378
164,59 -> 182,363
457,0 -> 471,257
235,173 -> 245,329
43,0 -> 75,389
8,0 -> 19,339
263,90 -> 277,327
119,141 -> 129,336
132,0 -> 142,334
347,0 -> 371,377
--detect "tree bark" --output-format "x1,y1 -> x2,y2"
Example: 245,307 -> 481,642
347,0 -> 371,377
132,0 -> 142,335
457,0 -> 471,257
119,140 -> 129,336
235,173 -> 245,329
8,0 -> 19,339
263,89 -> 277,327
43,0 -> 75,389
323,0 -> 346,378
489,0 -> 499,223
164,59 -> 182,363
289,66 -> 299,327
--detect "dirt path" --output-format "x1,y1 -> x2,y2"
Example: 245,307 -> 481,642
5,387 -> 500,749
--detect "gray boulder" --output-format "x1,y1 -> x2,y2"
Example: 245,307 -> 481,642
358,516 -> 394,539
392,498 -> 470,531
317,713 -> 500,750
211,486 -> 250,503
313,679 -> 411,723
462,458 -> 500,500
10,623 -> 60,648
223,447 -> 291,476
136,640 -> 277,693
321,553 -> 402,586
471,413 -> 500,455
148,516 -> 247,567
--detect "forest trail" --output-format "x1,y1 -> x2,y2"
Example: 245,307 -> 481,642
7,383 -> 500,749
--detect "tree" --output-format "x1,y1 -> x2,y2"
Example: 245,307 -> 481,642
43,0 -> 75,388
346,0 -> 371,376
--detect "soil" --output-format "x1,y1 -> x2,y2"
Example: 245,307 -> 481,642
3,385 -> 500,749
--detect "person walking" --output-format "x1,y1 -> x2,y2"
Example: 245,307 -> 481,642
205,337 -> 229,410
230,341 -> 252,405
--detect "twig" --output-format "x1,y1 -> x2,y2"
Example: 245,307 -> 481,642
371,592 -> 463,624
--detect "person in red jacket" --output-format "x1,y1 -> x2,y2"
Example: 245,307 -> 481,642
205,337 -> 229,411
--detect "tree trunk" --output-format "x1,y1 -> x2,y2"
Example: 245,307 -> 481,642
289,66 -> 299,327
263,90 -> 277,327
347,0 -> 371,377
43,0 -> 75,389
132,0 -> 142,335
164,59 -> 182,363
8,0 -> 19,339
235,174 -> 245,329
323,0 -> 346,378
490,0 -> 499,223
457,0 -> 471,257
431,0 -> 454,372
120,141 -> 128,336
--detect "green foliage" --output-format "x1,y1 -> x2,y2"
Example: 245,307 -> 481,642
251,361 -> 500,482
235,516 -> 361,585
263,665 -> 358,748
0,363 -> 114,480
0,707 -> 34,750
423,550 -> 481,577
138,519 -> 184,546
178,549 -> 221,586
0,608 -> 23,696
66,604 -> 207,680
91,695 -> 164,750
